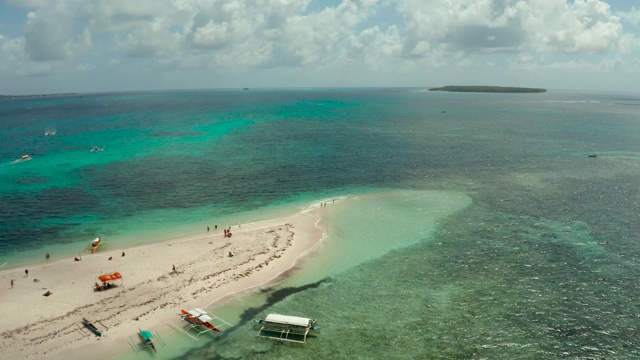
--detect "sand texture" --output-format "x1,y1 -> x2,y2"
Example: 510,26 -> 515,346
0,208 -> 324,359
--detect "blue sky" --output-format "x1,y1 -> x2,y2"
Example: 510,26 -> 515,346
0,0 -> 639,94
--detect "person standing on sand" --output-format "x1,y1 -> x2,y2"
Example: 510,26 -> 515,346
172,264 -> 176,272
45,253 -> 50,260
207,226 -> 210,232
11,279 -> 14,288
25,269 -> 28,277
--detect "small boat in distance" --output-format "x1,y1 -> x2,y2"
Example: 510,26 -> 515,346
11,155 -> 32,164
91,237 -> 101,253
90,146 -> 104,152
84,236 -> 107,253
44,130 -> 56,136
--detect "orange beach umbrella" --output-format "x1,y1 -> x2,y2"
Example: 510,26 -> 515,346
98,272 -> 122,283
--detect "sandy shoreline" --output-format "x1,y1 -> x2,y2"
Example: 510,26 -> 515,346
0,207 -> 325,360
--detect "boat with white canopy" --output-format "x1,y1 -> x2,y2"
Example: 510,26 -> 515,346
169,307 -> 232,341
255,314 -> 317,343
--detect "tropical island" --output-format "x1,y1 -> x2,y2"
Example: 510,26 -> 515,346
428,86 -> 546,93
0,93 -> 80,100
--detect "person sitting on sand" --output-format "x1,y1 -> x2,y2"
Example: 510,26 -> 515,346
43,290 -> 52,297
228,251 -> 234,257
74,257 -> 81,261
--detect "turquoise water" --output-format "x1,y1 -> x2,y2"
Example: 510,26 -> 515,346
2,89 -> 640,358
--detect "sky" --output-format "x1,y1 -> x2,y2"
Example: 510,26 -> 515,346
0,0 -> 639,95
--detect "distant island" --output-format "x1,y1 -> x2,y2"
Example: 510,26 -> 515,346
0,93 -> 80,100
428,86 -> 546,93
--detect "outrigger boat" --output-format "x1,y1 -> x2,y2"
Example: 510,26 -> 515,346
82,317 -> 103,337
255,314 -> 318,343
44,130 -> 56,136
89,237 -> 103,253
169,308 -> 232,341
138,329 -> 156,352
180,308 -> 222,332
129,328 -> 166,353
11,155 -> 32,164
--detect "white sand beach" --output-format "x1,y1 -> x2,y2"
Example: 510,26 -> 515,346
0,207 -> 325,360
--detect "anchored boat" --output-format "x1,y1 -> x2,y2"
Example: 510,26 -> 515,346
180,308 -> 223,332
130,328 -> 166,353
81,318 -> 104,337
88,237 -> 104,253
11,155 -> 32,164
255,314 -> 318,343
170,308 -> 232,341
139,329 -> 156,352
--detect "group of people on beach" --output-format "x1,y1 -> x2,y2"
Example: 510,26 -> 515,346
9,223 -> 243,293
9,268 -> 53,296
223,227 -> 233,238
206,224 -> 238,238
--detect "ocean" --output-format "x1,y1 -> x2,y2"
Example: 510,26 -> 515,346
1,88 -> 639,359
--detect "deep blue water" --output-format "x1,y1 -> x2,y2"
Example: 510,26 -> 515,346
2,89 -> 640,358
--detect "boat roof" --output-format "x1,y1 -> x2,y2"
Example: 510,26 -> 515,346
188,308 -> 212,322
265,314 -> 313,327
189,308 -> 207,317
139,330 -> 154,341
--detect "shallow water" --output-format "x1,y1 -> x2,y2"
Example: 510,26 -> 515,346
2,89 -> 640,358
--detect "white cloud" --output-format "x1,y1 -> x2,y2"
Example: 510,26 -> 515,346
513,0 -> 623,54
5,0 -> 54,8
82,0 -> 179,32
24,9 -> 74,61
618,6 -> 640,26
19,60 -> 55,76
0,0 -> 639,93
77,62 -> 95,71
397,0 -> 629,56
0,36 -> 28,64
